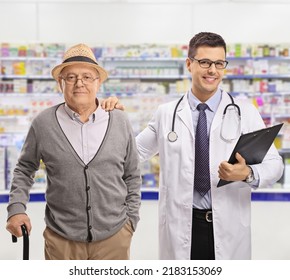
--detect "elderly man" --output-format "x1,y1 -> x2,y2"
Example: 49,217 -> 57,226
6,43 -> 141,260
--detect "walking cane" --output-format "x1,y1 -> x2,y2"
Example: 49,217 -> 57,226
12,224 -> 29,260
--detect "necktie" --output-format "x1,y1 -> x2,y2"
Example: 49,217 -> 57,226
194,103 -> 211,197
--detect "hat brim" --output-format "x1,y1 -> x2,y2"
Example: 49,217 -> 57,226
51,61 -> 108,83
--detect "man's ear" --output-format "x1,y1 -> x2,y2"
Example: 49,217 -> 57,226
186,58 -> 191,72
58,78 -> 64,93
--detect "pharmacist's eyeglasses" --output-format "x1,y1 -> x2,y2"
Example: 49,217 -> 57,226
189,57 -> 228,69
61,74 -> 99,85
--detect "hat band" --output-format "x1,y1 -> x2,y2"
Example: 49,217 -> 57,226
63,56 -> 98,65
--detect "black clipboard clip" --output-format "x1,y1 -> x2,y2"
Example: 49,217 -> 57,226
12,224 -> 29,260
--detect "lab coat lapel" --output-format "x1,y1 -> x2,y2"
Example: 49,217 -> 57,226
175,92 -> 194,139
211,91 -> 231,133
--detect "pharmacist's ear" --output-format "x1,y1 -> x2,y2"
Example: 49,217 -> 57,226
186,58 -> 192,72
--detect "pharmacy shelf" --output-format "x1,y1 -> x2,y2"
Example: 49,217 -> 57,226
102,56 -> 290,62
99,57 -> 185,62
0,75 -> 53,79
107,75 -> 189,80
251,188 -> 290,201
0,115 -> 28,119
0,56 -> 60,60
225,74 -> 290,79
227,56 -> 290,61
0,93 -> 61,97
231,91 -> 290,96
1,43 -> 290,194
100,56 -> 187,84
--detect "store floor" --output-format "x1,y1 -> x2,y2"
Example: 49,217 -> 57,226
1,199 -> 290,260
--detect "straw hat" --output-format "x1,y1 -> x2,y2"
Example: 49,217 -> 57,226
51,43 -> 108,83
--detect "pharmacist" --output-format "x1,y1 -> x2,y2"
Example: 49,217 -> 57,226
102,32 -> 284,260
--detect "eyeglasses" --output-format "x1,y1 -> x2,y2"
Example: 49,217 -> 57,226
61,74 -> 99,85
189,57 -> 228,69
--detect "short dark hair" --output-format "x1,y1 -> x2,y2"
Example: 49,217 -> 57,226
188,32 -> 227,58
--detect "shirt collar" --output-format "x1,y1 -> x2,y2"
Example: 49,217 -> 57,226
64,99 -> 99,123
188,88 -> 222,113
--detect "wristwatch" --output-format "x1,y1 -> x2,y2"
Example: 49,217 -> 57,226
245,166 -> 254,183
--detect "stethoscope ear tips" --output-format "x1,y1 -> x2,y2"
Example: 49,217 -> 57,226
168,131 -> 178,142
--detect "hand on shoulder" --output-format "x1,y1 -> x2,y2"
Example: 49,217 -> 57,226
100,96 -> 125,112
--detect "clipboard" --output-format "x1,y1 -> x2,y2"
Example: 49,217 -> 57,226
217,123 -> 283,187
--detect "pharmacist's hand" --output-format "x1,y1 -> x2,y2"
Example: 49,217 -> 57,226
6,214 -> 32,238
218,152 -> 250,182
101,96 -> 125,111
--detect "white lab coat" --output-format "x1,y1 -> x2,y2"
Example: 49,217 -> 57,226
136,90 -> 284,260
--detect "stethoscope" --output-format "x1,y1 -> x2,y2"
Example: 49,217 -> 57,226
167,92 -> 241,143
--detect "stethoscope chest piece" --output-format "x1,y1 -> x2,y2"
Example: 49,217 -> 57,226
168,131 -> 178,142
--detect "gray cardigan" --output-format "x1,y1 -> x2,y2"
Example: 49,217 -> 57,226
7,103 -> 141,242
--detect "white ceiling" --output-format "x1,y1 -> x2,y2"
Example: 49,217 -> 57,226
1,0 -> 290,3
126,0 -> 290,3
